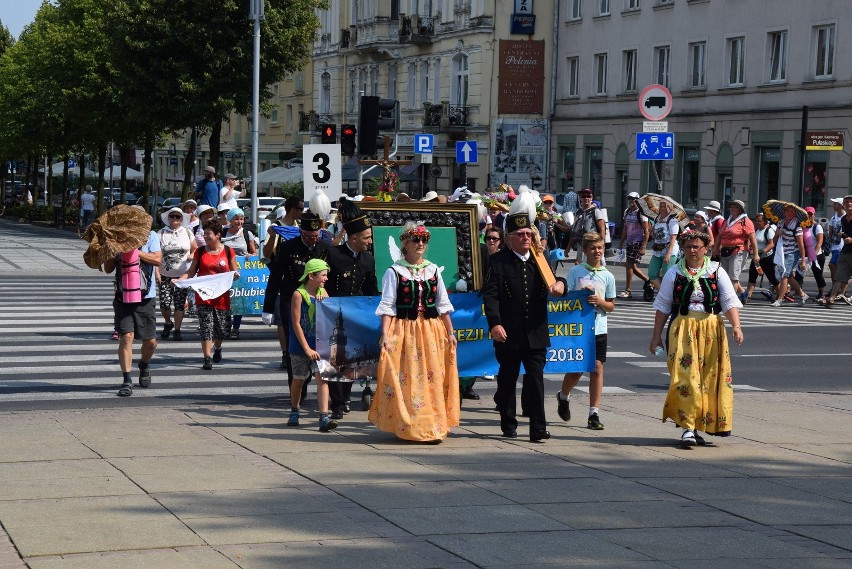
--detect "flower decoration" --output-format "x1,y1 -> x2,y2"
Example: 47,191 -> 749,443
376,165 -> 400,202
400,224 -> 431,242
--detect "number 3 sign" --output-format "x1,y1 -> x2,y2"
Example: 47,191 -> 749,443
302,144 -> 342,202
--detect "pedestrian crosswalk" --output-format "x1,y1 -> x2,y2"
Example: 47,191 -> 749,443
0,275 -> 815,406
0,275 -> 293,406
606,295 -> 852,329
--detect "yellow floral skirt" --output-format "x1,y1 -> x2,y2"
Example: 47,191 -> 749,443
368,315 -> 460,441
662,312 -> 733,436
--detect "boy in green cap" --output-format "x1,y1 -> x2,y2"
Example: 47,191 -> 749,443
288,258 -> 337,432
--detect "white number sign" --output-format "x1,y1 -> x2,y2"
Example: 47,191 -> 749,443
303,144 -> 342,202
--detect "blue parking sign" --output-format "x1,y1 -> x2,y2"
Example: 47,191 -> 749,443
414,134 -> 434,154
636,132 -> 674,160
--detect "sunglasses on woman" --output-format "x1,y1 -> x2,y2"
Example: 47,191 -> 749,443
168,215 -> 182,220
486,236 -> 501,241
409,236 -> 429,244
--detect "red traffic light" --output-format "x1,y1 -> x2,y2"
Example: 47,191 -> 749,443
320,123 -> 337,144
342,125 -> 356,137
341,124 -> 357,155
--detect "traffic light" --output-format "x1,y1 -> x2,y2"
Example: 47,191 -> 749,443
320,123 -> 337,144
358,96 -> 398,156
340,124 -> 357,155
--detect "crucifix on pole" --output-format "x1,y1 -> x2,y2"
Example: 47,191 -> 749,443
357,136 -> 411,196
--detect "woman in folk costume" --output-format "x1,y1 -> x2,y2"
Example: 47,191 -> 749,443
369,222 -> 460,442
648,230 -> 744,447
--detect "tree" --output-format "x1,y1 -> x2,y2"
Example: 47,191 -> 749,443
0,20 -> 14,57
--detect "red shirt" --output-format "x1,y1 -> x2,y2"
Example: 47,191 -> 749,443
194,246 -> 232,310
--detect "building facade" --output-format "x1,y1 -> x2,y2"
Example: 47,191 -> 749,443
551,0 -> 852,220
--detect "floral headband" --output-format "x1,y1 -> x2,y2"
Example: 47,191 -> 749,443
400,224 -> 431,242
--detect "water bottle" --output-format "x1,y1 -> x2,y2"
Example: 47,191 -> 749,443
654,346 -> 665,357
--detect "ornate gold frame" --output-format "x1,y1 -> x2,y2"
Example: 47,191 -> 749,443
357,201 -> 484,291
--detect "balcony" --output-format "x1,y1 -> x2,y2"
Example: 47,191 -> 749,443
423,102 -> 470,131
352,17 -> 402,56
399,14 -> 434,44
340,27 -> 356,51
298,111 -> 316,133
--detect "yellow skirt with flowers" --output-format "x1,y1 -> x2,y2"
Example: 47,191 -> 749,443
662,312 -> 733,436
368,315 -> 460,441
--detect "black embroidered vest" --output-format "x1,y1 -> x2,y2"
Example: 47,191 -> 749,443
394,267 -> 439,320
671,271 -> 722,315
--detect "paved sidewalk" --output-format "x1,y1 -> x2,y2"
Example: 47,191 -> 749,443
0,391 -> 850,568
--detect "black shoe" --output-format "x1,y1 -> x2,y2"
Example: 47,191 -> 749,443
530,429 -> 551,443
501,429 -> 517,438
330,410 -> 344,420
587,413 -> 604,430
172,330 -> 183,341
343,400 -> 351,414
643,281 -> 654,301
556,392 -> 570,421
138,366 -> 151,388
212,348 -> 222,363
461,387 -> 480,400
694,430 -> 706,446
202,357 -> 213,370
117,383 -> 133,397
160,322 -> 173,339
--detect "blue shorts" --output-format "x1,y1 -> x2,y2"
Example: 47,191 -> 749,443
830,250 -> 840,265
776,251 -> 801,279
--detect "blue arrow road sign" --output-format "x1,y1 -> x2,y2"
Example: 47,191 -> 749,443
636,132 -> 675,161
414,134 -> 434,154
456,140 -> 478,164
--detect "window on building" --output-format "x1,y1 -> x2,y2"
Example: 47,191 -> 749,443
768,30 -> 787,83
407,63 -> 416,109
570,0 -> 582,20
594,53 -> 608,95
270,108 -> 279,126
757,147 -> 781,204
654,45 -> 670,87
567,56 -> 580,97
432,58 -> 441,102
726,37 -> 745,86
680,147 -> 700,210
803,151 -> 828,211
388,64 -> 398,100
689,41 -> 706,88
452,52 -> 469,106
813,24 -> 835,79
370,67 -> 378,95
625,0 -> 640,10
320,72 -> 331,114
348,71 -> 357,112
598,0 -> 610,16
286,105 -> 293,133
420,61 -> 429,104
623,50 -> 637,92
586,147 -> 603,195
561,146 -> 576,192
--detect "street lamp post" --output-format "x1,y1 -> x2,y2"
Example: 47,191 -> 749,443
249,0 -> 264,226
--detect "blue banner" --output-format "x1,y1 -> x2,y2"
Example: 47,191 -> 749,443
315,290 -> 595,376
229,256 -> 269,315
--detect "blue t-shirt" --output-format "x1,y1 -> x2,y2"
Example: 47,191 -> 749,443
141,230 -> 161,299
566,263 -> 616,335
197,179 -> 221,208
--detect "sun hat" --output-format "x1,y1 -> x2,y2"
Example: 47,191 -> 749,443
705,200 -> 721,212
694,210 -> 709,222
196,204 -> 214,217
217,203 -> 231,213
627,191 -> 640,199
182,199 -> 197,208
420,190 -> 439,202
160,207 -> 190,227
830,197 -> 844,205
729,199 -> 746,211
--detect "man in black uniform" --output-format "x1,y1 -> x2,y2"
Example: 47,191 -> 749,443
324,213 -> 379,419
262,213 -> 329,397
482,212 -> 565,442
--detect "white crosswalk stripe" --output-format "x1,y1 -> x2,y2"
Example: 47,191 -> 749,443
607,297 -> 852,328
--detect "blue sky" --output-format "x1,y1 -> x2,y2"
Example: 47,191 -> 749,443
4,0 -> 45,39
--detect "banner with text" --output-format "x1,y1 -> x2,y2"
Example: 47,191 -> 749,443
229,256 -> 269,316
315,290 -> 595,377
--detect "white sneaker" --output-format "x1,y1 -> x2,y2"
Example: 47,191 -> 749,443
800,293 -> 809,306
770,300 -> 782,307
